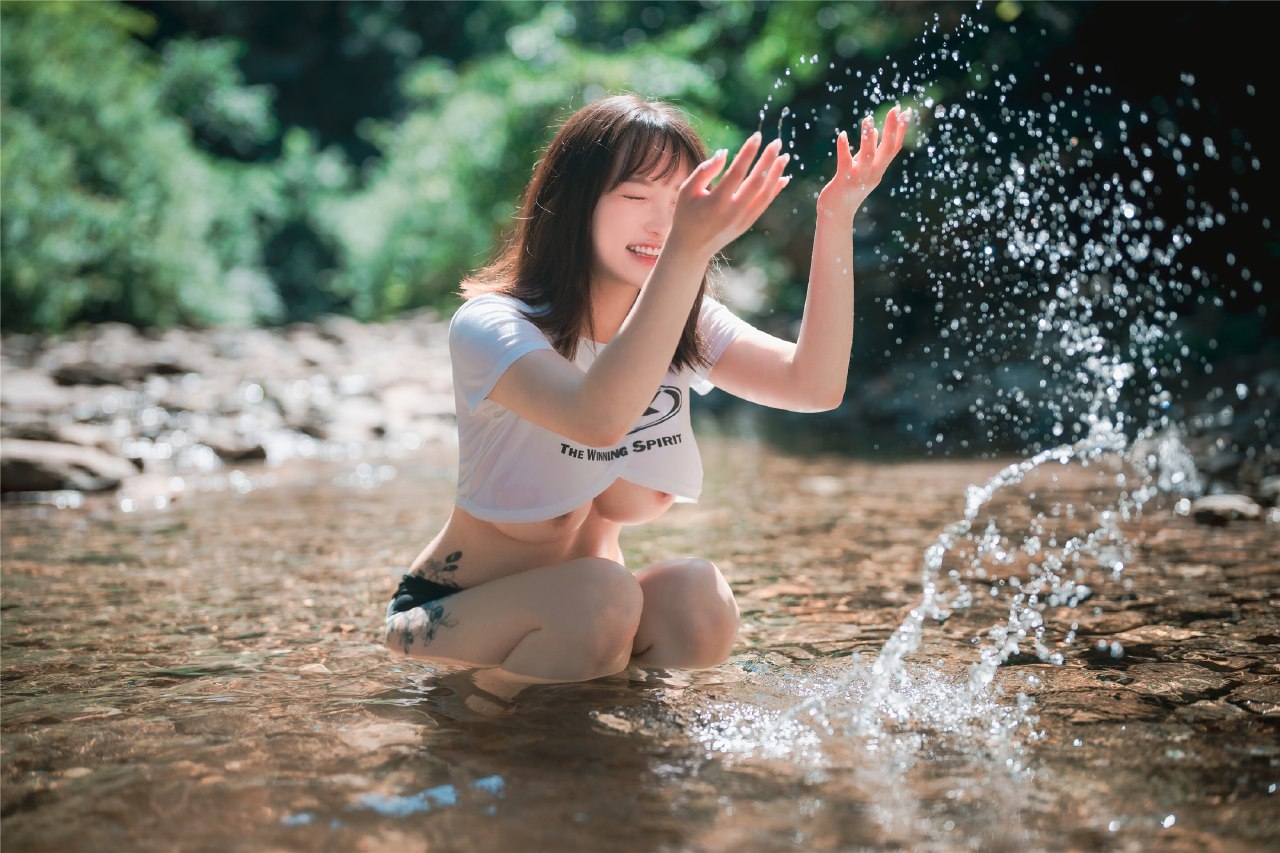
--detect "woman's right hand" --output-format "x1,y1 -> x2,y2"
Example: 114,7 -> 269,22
670,133 -> 790,259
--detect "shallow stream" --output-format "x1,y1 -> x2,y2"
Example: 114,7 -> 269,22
3,426 -> 1277,851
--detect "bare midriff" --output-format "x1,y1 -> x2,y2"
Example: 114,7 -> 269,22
407,478 -> 677,586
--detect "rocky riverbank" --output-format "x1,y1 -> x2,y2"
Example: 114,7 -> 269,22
2,316 -> 1276,526
1,313 -> 456,505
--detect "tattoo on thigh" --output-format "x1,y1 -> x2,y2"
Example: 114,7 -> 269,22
410,550 -> 463,588
397,601 -> 458,653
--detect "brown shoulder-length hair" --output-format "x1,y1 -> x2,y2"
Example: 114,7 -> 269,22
462,94 -> 713,371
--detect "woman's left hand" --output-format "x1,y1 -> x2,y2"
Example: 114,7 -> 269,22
817,105 -> 910,221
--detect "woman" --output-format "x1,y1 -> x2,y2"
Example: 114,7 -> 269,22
384,94 -> 908,685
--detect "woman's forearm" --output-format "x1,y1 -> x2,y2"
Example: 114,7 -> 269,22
787,207 -> 857,409
578,243 -> 714,443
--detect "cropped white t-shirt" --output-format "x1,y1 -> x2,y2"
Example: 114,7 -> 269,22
449,293 -> 753,523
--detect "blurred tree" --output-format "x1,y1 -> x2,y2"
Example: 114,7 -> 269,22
1,2 -> 280,330
322,4 -> 723,317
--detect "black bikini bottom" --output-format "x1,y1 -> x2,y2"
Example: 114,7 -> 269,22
387,573 -> 458,617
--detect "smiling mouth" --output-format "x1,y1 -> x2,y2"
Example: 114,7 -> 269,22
627,245 -> 662,258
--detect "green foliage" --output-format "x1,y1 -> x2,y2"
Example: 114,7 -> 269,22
154,37 -> 276,158
261,128 -> 353,321
322,6 -> 719,318
0,0 -> 939,329
315,0 -> 929,319
0,1 -> 279,331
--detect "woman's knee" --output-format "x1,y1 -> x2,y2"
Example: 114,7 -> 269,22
383,605 -> 449,658
382,608 -> 415,656
683,559 -> 740,664
559,559 -> 644,676
646,558 -> 740,667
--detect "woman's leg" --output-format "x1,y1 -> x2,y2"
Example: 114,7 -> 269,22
630,558 -> 740,669
384,557 -> 643,684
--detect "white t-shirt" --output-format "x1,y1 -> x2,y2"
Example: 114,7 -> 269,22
449,293 -> 753,523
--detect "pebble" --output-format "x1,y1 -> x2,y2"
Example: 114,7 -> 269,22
1190,494 -> 1263,526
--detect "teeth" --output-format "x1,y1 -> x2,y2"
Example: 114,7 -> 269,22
628,245 -> 661,258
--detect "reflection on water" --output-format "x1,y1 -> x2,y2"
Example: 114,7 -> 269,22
3,433 -> 1277,850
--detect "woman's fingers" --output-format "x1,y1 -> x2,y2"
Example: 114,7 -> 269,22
884,107 -> 905,153
896,108 -> 912,147
882,106 -> 901,150
672,132 -> 791,255
717,132 -> 764,191
836,129 -> 855,175
682,148 -> 729,196
759,152 -> 793,209
858,115 -> 878,163
732,137 -> 784,202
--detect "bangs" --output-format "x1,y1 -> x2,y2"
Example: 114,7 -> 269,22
606,121 -> 702,189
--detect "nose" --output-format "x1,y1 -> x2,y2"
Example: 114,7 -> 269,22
645,201 -> 674,237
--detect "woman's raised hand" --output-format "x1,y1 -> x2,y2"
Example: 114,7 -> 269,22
670,133 -> 791,259
819,105 -> 910,220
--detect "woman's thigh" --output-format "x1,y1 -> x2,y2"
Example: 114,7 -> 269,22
384,557 -> 643,669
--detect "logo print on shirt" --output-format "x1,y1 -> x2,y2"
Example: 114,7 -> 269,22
628,386 -> 682,435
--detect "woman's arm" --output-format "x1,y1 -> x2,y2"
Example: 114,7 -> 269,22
490,135 -> 791,446
708,107 -> 910,412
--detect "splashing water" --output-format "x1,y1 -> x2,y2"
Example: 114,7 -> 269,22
675,1 -> 1257,790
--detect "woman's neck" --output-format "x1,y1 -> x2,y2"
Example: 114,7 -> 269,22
586,280 -> 639,344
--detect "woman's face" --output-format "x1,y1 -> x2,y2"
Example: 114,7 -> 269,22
589,166 -> 688,293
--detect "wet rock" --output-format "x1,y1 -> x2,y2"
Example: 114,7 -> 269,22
1177,651 -> 1257,672
1,439 -> 137,492
200,426 -> 267,463
312,396 -> 386,443
1165,563 -> 1223,580
1070,611 -> 1150,634
1121,662 -> 1232,704
50,361 -> 144,387
1258,475 -> 1280,506
1190,494 -> 1262,525
1172,699 -> 1250,723
1112,625 -> 1204,645
1048,688 -> 1165,723
1227,682 -> 1280,717
0,369 -> 74,412
52,423 -> 122,457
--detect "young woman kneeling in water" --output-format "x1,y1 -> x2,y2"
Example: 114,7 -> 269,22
384,94 -> 908,684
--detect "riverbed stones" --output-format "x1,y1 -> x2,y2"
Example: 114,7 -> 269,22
1227,682 -> 1280,717
1,310 -> 455,493
1121,662 -> 1233,704
0,439 -> 138,492
1190,493 -> 1263,525
1173,699 -> 1250,723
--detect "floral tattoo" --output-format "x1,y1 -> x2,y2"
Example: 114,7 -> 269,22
410,550 -> 463,588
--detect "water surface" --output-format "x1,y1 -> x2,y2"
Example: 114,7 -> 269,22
3,431 -> 1277,851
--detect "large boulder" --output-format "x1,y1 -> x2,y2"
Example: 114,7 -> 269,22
0,439 -> 137,492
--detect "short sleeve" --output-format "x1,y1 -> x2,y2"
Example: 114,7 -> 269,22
692,297 -> 755,394
449,295 -> 554,413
